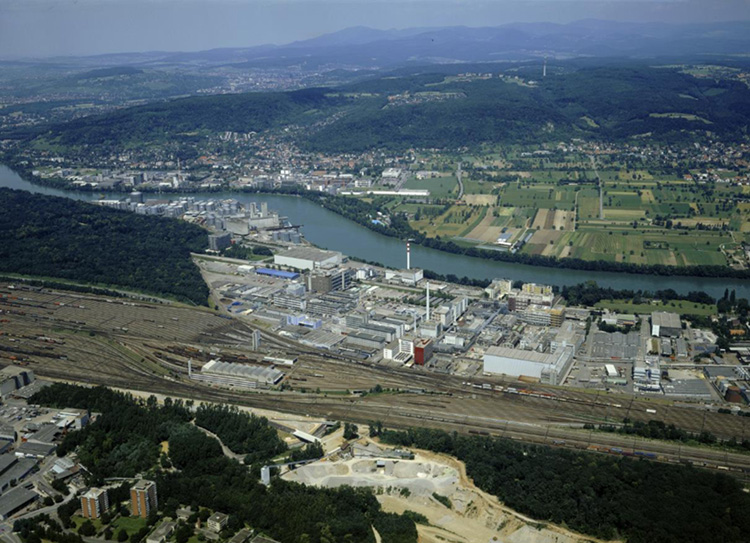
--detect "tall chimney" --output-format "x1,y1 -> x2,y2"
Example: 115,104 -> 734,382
406,241 -> 411,270
426,282 -> 430,321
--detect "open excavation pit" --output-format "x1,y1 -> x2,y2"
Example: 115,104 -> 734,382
283,458 -> 459,496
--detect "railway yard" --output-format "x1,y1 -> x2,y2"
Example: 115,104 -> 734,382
1,283 -> 750,482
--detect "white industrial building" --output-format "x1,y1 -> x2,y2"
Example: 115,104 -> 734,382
383,338 -> 414,363
385,268 -> 424,286
190,360 -> 284,389
274,247 -> 343,271
483,345 -> 575,385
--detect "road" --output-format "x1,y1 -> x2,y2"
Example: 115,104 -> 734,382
456,162 -> 464,200
0,458 -> 77,543
193,422 -> 246,464
588,155 -> 604,219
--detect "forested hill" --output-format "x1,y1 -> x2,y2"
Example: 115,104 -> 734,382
306,65 -> 750,151
0,189 -> 209,305
13,64 -> 750,152
15,87 -> 343,148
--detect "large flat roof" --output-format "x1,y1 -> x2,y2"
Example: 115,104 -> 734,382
652,311 -> 681,329
256,268 -> 299,280
485,345 -> 574,371
0,487 -> 37,518
277,247 -> 341,262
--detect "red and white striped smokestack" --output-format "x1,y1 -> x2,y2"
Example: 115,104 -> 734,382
406,241 -> 411,270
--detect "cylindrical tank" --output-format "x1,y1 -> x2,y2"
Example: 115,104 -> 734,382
725,386 -> 744,404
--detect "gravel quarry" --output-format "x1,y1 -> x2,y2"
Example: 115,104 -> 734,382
284,447 -> 618,543
284,457 -> 459,496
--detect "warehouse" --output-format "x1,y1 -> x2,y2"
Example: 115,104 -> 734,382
256,268 -> 300,280
483,345 -> 574,385
0,366 -> 35,399
274,247 -> 342,271
0,487 -> 37,520
651,312 -> 682,337
191,360 -> 284,389
662,379 -> 713,400
15,441 -> 55,458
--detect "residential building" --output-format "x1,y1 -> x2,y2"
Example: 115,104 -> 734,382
131,480 -> 158,518
208,512 -> 229,533
81,488 -> 109,519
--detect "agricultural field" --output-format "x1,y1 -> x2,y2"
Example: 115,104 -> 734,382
410,205 -> 485,238
500,183 -> 577,210
399,152 -> 750,270
404,175 -> 458,199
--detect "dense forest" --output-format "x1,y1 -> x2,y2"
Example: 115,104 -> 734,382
193,404 -> 287,463
16,64 -> 750,152
10,87 -> 344,147
0,188 -> 209,304
376,426 -> 750,543
30,385 -> 417,543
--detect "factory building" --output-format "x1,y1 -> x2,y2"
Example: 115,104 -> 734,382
517,306 -> 565,327
81,488 -> 109,519
274,247 -> 342,271
507,292 -> 554,312
414,339 -> 434,365
131,480 -> 158,518
256,268 -> 300,280
521,283 -> 553,296
0,487 -> 38,521
271,283 -> 307,311
383,338 -> 414,364
344,332 -> 385,350
308,268 -> 357,293
306,291 -> 359,316
651,312 -> 682,337
551,322 -> 585,353
384,269 -> 424,286
191,360 -> 285,389
207,233 -> 232,252
484,279 -> 514,299
483,345 -> 574,385
633,359 -> 662,392
0,366 -> 35,399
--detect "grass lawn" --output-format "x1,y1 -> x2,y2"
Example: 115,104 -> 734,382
595,299 -> 716,317
72,515 -> 104,533
111,515 -> 148,536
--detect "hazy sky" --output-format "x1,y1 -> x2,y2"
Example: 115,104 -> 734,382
2,0 -> 750,58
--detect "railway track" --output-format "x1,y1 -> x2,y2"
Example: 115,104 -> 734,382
4,285 -> 750,482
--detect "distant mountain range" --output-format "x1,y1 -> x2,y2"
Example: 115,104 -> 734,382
29,19 -> 750,69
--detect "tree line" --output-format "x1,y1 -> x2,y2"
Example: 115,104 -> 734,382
30,384 -> 418,543
375,425 -> 750,543
0,188 -> 209,305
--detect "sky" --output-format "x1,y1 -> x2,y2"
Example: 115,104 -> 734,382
1,0 -> 750,58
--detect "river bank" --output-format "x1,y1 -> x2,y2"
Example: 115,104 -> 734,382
1,164 -> 748,299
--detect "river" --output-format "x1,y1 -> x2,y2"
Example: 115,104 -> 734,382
1,164 -> 747,299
